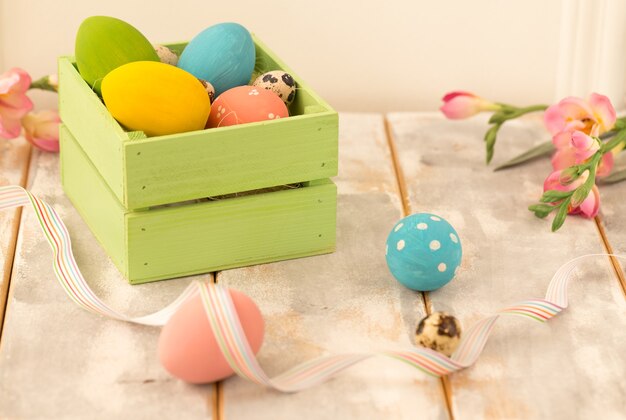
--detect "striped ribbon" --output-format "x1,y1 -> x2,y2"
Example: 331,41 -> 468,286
1,184 -> 624,391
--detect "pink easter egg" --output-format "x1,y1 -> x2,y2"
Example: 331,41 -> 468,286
206,85 -> 289,128
158,288 -> 264,384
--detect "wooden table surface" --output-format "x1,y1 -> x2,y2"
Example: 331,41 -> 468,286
0,113 -> 625,419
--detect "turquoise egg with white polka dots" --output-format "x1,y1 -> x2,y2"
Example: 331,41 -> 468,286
385,213 -> 462,291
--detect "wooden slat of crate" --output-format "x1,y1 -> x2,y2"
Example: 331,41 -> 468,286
123,113 -> 338,210
0,150 -> 216,418
388,113 -> 626,419
218,114 -> 449,420
0,138 -> 30,329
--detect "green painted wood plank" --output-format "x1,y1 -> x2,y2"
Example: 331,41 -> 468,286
126,179 -> 336,284
60,124 -> 128,277
123,112 -> 338,209
58,57 -> 135,205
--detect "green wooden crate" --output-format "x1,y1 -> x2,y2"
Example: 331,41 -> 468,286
60,125 -> 337,284
58,35 -> 338,284
59,35 -> 338,211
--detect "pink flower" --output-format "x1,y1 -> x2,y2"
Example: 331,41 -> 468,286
551,130 -> 614,177
544,93 -> 616,136
0,68 -> 33,139
544,170 -> 600,218
440,91 -> 500,119
22,110 -> 60,152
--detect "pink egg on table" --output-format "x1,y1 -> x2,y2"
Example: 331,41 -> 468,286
206,85 -> 289,128
158,288 -> 264,384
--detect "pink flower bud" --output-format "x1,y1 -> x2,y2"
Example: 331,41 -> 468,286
571,131 -> 600,161
550,130 -> 613,177
440,91 -> 500,120
22,110 -> 60,152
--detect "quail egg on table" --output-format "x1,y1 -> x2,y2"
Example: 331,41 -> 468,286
415,311 -> 462,357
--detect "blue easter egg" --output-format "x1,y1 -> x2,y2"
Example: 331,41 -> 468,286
178,23 -> 255,96
385,213 -> 462,291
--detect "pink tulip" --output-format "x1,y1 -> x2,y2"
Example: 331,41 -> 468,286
543,170 -> 600,218
440,91 -> 500,119
544,93 -> 616,136
22,110 -> 60,152
551,130 -> 614,177
0,68 -> 33,139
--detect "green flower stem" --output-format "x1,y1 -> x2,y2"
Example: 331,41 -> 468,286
498,103 -> 548,120
524,113 -> 626,232
551,198 -> 571,232
498,104 -> 549,118
614,116 -> 626,129
29,75 -> 57,92
601,128 -> 626,152
485,104 -> 549,163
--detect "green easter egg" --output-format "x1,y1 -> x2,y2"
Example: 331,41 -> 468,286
75,16 -> 159,94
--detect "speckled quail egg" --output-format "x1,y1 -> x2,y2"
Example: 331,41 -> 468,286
154,45 -> 179,66
197,79 -> 216,104
415,312 -> 462,357
253,70 -> 296,106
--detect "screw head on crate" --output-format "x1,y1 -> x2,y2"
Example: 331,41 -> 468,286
385,213 -> 462,291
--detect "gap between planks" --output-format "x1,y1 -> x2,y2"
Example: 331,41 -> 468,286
0,143 -> 32,340
593,216 -> 626,299
383,117 -> 455,420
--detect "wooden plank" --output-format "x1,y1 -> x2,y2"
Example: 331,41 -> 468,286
0,138 -> 31,331
60,124 -> 128,276
58,56 -> 127,200
126,178 -> 337,284
388,112 -> 626,419
219,114 -> 449,419
0,149 -> 216,418
124,112 -> 338,210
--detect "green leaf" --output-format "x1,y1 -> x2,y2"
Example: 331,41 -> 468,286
614,118 -> 626,131
494,140 -> 554,171
484,124 -> 500,164
600,168 -> 626,184
539,189 -> 573,203
551,201 -> 569,232
488,112 -> 507,124
528,203 -> 555,218
570,182 -> 593,207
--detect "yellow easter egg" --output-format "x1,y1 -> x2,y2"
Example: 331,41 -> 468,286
102,61 -> 211,136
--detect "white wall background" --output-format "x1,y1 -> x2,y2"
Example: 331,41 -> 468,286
1,0 -> 625,112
